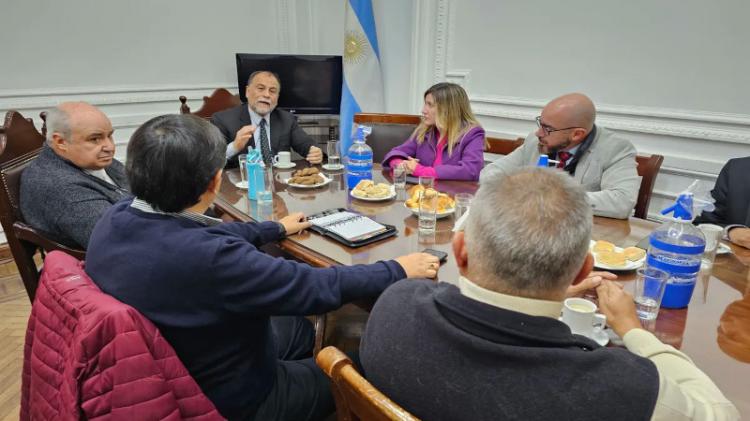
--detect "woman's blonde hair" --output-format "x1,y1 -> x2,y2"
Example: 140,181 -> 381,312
413,82 -> 484,155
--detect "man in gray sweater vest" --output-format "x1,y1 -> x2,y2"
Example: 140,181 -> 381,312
20,102 -> 130,249
361,168 -> 738,420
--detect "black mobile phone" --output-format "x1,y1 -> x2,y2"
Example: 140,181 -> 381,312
423,248 -> 448,263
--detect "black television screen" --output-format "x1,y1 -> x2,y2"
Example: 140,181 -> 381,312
236,53 -> 342,115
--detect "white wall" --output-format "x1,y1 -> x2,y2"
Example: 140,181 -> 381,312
411,0 -> 750,219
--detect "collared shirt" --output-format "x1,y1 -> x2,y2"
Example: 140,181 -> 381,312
85,168 -> 116,186
130,198 -> 223,226
225,107 -> 273,159
457,276 -> 740,421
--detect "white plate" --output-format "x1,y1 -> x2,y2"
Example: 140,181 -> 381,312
589,240 -> 645,271
717,243 -> 732,255
274,162 -> 297,169
234,180 -> 248,190
558,317 -> 610,346
322,163 -> 345,171
351,185 -> 396,202
404,203 -> 455,219
284,173 -> 332,189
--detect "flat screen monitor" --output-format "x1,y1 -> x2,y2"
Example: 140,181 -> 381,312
236,53 -> 342,115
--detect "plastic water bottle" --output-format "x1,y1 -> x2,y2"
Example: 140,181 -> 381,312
646,193 -> 706,308
346,125 -> 373,189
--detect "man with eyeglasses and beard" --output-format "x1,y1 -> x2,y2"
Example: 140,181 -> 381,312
480,93 -> 639,219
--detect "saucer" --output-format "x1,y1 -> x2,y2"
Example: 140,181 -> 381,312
322,163 -> 345,171
234,180 -> 248,189
558,317 -> 610,346
274,162 -> 296,169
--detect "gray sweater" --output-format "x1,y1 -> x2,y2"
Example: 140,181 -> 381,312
20,146 -> 130,249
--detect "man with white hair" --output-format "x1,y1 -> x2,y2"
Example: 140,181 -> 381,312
480,93 -> 639,219
361,167 -> 738,420
20,102 -> 130,249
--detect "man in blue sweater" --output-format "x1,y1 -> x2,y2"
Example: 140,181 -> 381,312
85,114 -> 439,421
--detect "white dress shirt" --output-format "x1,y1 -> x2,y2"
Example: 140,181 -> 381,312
225,106 -> 272,159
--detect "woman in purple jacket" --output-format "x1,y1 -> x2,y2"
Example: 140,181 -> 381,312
382,83 -> 487,181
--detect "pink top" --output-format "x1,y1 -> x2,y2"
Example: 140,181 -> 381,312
391,135 -> 446,179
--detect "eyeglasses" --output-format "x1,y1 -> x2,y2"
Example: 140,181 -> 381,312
535,116 -> 580,136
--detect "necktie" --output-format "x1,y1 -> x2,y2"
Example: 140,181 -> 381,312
259,119 -> 272,166
557,151 -> 571,169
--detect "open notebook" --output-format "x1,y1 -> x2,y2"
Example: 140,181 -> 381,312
308,210 -> 389,242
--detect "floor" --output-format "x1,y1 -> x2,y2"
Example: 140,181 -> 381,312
0,247 -> 31,421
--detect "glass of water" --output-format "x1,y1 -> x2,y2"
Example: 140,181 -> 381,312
454,193 -> 473,221
418,189 -> 438,234
393,164 -> 407,190
419,176 -> 435,190
634,267 -> 669,321
238,154 -> 248,187
697,224 -> 723,270
326,140 -> 343,170
256,166 -> 274,205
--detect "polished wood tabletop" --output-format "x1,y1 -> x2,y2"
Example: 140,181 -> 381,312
216,162 -> 750,415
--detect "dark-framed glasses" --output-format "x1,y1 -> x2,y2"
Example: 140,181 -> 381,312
535,116 -> 580,136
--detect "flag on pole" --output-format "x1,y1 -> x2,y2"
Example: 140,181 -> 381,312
340,0 -> 384,156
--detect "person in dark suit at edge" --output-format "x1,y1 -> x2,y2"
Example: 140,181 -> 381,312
694,157 -> 750,248
211,70 -> 323,168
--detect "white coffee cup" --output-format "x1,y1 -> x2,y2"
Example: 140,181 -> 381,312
561,298 -> 607,337
273,151 -> 292,166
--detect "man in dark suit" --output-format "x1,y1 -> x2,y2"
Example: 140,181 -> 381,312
211,70 -> 323,168
694,157 -> 750,248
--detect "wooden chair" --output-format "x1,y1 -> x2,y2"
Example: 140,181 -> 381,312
485,136 -> 524,156
179,88 -> 241,119
316,346 -> 419,421
634,154 -> 664,219
0,111 -> 85,301
353,113 -> 421,163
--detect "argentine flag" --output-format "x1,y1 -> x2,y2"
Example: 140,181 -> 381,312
340,0 -> 384,155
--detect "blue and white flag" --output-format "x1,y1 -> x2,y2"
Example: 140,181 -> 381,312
340,0 -> 384,155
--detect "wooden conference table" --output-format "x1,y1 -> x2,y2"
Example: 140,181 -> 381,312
216,162 -> 750,416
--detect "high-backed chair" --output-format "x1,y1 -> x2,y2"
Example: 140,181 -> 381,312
634,154 -> 664,219
179,88 -> 241,119
316,346 -> 419,421
353,113 -> 420,163
0,111 -> 85,301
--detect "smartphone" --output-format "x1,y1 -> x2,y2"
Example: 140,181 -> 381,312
423,248 -> 448,263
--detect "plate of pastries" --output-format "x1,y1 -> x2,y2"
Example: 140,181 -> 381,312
350,180 -> 396,201
284,167 -> 331,188
404,185 -> 455,219
590,240 -> 646,270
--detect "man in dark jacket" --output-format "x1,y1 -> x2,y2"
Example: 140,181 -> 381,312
20,102 -> 130,249
86,114 -> 438,421
694,157 -> 750,248
361,167 -> 738,420
211,70 -> 323,168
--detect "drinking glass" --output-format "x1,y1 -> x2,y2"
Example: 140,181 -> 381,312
635,267 -> 669,321
326,140 -> 343,170
454,193 -> 473,222
697,224 -> 723,270
418,189 -> 438,234
256,166 -> 274,205
238,154 -> 248,186
393,164 -> 407,190
419,176 -> 435,190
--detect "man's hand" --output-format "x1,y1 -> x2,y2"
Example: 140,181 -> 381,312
306,146 -> 323,164
278,212 -> 311,236
596,280 -> 642,338
728,227 -> 750,249
394,253 -> 440,279
233,125 -> 256,152
403,157 -> 419,174
565,271 -> 617,298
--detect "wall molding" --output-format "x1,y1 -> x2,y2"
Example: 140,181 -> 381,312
0,84 -> 235,111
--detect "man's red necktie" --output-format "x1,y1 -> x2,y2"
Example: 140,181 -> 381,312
557,151 -> 571,169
